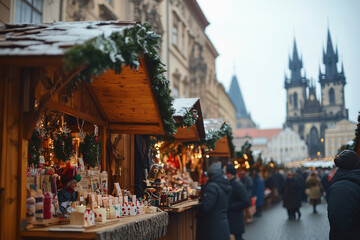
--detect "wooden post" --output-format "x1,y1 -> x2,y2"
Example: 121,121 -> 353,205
0,67 -> 24,240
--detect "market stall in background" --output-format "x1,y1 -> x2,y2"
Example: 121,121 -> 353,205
0,21 -> 176,240
150,98 -> 205,240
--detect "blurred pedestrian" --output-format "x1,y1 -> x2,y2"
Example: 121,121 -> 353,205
238,170 -> 253,223
328,150 -> 360,240
251,171 -> 265,217
306,171 -> 323,214
226,164 -> 250,240
196,162 -> 232,240
282,171 -> 301,220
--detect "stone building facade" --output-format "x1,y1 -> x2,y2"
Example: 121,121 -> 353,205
268,127 -> 308,164
284,30 -> 348,158
325,119 -> 356,158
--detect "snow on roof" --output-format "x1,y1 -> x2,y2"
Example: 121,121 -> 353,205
0,21 -> 136,56
173,98 -> 199,117
203,118 -> 225,133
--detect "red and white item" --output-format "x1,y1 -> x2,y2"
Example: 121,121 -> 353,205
43,192 -> 52,219
70,210 -> 95,227
129,203 -> 137,216
122,202 -> 128,216
109,204 -> 121,219
93,207 -> 106,223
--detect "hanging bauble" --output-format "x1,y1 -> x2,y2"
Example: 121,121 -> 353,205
79,133 -> 101,168
53,132 -> 74,161
28,130 -> 42,166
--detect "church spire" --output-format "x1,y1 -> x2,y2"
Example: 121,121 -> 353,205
323,28 -> 338,77
285,38 -> 306,89
228,74 -> 249,119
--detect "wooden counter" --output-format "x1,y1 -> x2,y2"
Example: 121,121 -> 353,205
21,212 -> 168,240
160,200 -> 200,240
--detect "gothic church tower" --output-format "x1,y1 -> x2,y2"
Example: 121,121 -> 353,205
284,29 -> 348,158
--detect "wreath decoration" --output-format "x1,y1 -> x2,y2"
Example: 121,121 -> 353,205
53,132 -> 74,161
28,130 -> 42,166
79,133 -> 101,168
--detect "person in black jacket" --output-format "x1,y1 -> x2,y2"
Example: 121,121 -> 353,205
282,171 -> 301,220
225,164 -> 250,240
327,150 -> 360,240
196,162 -> 232,240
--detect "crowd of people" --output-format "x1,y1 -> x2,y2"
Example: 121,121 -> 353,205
195,149 -> 360,240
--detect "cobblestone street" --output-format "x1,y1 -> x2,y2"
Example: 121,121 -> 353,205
243,201 -> 330,240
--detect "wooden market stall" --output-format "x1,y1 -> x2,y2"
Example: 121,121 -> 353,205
159,98 -> 205,240
0,21 -> 174,240
203,118 -> 233,158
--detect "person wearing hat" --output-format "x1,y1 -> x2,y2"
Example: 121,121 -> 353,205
196,161 -> 232,240
327,150 -> 360,239
58,162 -> 81,214
225,163 -> 250,240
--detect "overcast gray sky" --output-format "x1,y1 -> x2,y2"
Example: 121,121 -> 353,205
197,0 -> 360,129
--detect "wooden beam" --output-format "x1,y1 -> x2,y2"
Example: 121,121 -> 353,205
84,82 -> 108,122
24,65 -> 85,139
130,134 -> 135,194
46,100 -> 106,126
0,56 -> 63,67
109,122 -> 163,135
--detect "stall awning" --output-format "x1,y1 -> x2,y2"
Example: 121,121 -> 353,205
204,118 -> 231,157
0,21 -> 171,136
172,98 -> 205,142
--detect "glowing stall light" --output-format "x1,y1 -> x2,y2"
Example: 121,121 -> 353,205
234,161 -> 238,165
206,155 -> 209,158
235,164 -> 240,169
245,161 -> 250,169
270,163 -> 274,168
243,154 -> 248,160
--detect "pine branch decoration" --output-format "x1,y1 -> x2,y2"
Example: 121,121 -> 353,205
79,133 -> 101,168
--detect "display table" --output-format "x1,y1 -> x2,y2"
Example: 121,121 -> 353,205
21,212 -> 168,240
160,200 -> 200,240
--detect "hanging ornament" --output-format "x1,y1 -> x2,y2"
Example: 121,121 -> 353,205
28,129 -> 43,166
53,115 -> 74,161
79,125 -> 101,168
77,118 -> 86,141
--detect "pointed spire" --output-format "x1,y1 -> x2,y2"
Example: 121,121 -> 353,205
292,38 -> 300,63
323,28 -> 339,77
319,64 -> 322,75
341,61 -> 345,74
229,75 -> 249,118
326,28 -> 335,56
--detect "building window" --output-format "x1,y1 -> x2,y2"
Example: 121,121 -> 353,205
293,92 -> 298,109
181,29 -> 186,56
16,0 -> 42,23
329,88 -> 335,105
173,23 -> 178,46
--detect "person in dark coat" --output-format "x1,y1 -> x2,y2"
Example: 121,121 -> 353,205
251,172 -> 265,217
225,164 -> 250,240
196,162 -> 232,240
327,150 -> 360,240
282,171 -> 301,220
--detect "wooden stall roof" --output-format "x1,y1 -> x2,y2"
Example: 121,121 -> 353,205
204,118 -> 231,157
172,98 -> 205,142
0,21 -> 165,135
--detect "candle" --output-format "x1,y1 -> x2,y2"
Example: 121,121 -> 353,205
75,205 -> 86,213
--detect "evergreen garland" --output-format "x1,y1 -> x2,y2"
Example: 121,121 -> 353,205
53,132 -> 74,161
353,112 -> 360,156
175,109 -> 198,129
79,133 -> 101,168
64,23 -> 176,135
203,123 -> 235,157
28,130 -> 42,166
